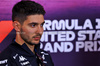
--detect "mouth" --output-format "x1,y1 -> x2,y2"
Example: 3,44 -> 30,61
33,36 -> 41,40
33,34 -> 41,40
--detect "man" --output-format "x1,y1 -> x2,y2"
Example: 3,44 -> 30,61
0,1 -> 54,66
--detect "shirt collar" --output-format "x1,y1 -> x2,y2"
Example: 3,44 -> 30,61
11,40 -> 40,56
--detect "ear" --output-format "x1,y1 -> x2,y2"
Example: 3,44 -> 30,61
12,21 -> 21,32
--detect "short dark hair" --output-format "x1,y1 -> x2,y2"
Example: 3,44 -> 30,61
12,1 -> 46,23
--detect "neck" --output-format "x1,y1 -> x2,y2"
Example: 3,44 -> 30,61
15,33 -> 24,45
25,43 -> 35,54
15,32 -> 35,53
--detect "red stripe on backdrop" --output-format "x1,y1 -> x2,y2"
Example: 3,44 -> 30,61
0,21 -> 13,43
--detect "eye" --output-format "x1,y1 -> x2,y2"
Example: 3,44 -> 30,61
31,24 -> 35,27
41,23 -> 44,27
41,24 -> 43,27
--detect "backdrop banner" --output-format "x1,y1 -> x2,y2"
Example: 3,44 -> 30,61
0,0 -> 100,66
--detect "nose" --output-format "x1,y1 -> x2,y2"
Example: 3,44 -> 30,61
36,25 -> 43,34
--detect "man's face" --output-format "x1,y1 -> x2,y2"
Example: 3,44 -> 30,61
20,14 -> 45,45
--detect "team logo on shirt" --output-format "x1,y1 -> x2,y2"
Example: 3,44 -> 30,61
19,56 -> 31,66
0,59 -> 8,64
13,54 -> 31,66
19,56 -> 27,62
13,54 -> 18,59
41,52 -> 49,64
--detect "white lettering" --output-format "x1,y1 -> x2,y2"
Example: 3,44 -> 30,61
74,19 -> 82,30
65,19 -> 74,30
0,59 -> 7,64
66,31 -> 75,41
96,19 -> 100,29
44,42 -> 53,52
64,42 -> 73,52
83,19 -> 93,29
54,42 -> 64,53
76,42 -> 84,52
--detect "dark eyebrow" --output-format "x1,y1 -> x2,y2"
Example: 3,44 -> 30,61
28,22 -> 38,25
42,21 -> 45,24
28,21 -> 45,25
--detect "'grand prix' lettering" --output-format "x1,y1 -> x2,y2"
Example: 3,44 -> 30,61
40,41 -> 100,53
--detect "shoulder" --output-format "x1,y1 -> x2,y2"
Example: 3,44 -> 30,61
0,44 -> 19,65
0,45 -> 12,59
0,42 -> 19,59
0,43 -> 17,61
0,45 -> 13,65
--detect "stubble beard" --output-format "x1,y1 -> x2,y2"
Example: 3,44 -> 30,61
20,28 -> 41,45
